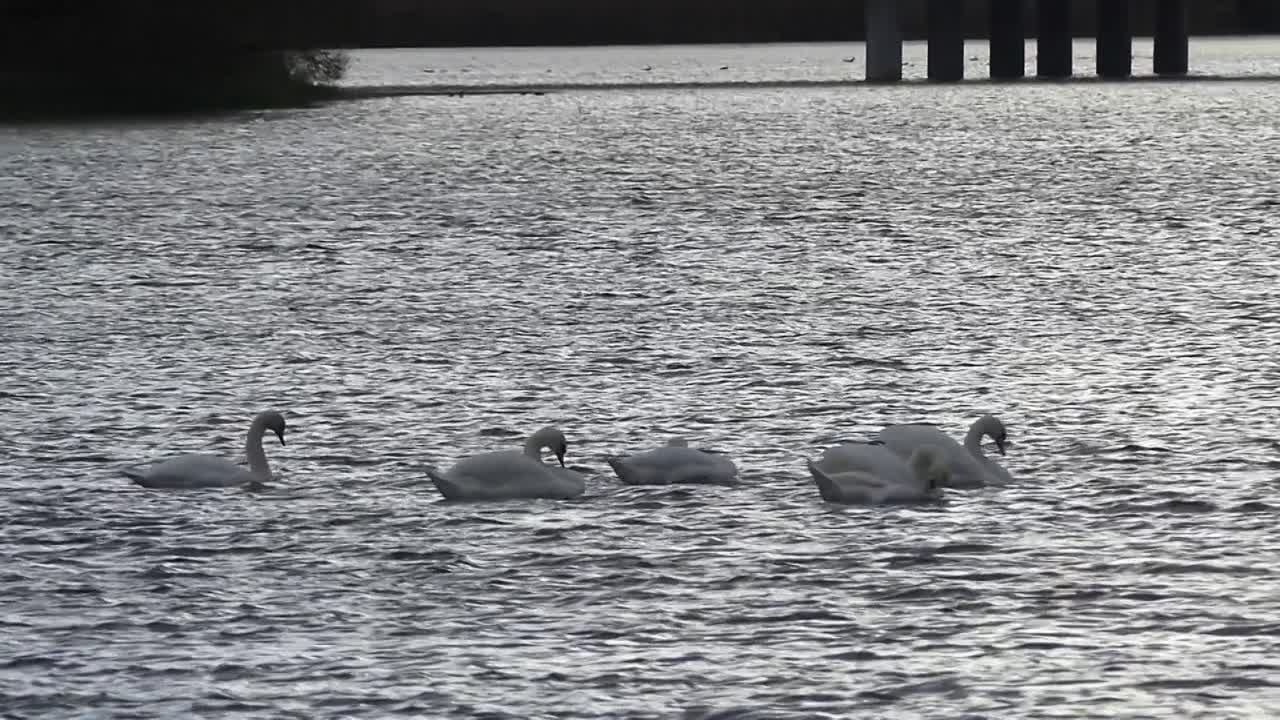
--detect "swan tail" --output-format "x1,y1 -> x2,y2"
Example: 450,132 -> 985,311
121,468 -> 153,487
605,456 -> 636,485
807,459 -> 840,502
425,468 -> 461,500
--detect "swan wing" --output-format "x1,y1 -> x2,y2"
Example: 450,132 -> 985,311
809,458 -> 941,505
875,424 -> 992,488
808,460 -> 899,504
430,450 -> 583,500
817,443 -> 915,486
876,424 -> 964,458
546,466 -> 589,497
124,454 -> 255,489
608,446 -> 738,485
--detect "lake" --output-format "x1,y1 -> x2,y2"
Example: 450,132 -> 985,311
2,38 -> 1279,718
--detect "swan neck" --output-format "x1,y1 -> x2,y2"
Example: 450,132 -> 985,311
963,422 -> 986,457
246,419 -> 271,480
522,435 -> 544,460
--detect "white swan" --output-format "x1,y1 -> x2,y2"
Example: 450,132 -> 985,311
426,426 -> 586,501
808,443 -> 949,504
606,437 -> 739,486
875,414 -> 1013,487
121,411 -> 287,489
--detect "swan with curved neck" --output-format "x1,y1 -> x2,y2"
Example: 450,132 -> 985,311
121,411 -> 288,489
606,436 -> 738,486
876,414 -> 1012,487
809,442 -> 948,503
427,425 -> 585,501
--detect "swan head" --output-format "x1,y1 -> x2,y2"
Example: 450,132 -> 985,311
257,411 -> 287,446
909,444 -> 951,489
977,414 -> 1008,456
529,426 -> 569,467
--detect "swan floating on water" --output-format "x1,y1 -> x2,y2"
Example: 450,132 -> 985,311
121,411 -> 287,489
426,426 -> 586,501
875,414 -> 1013,487
808,442 -> 949,504
606,438 -> 739,486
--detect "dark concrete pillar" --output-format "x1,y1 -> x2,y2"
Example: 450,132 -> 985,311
866,0 -> 902,82
990,0 -> 1026,80
927,0 -> 965,82
1096,0 -> 1132,78
1037,0 -> 1073,78
1153,0 -> 1188,75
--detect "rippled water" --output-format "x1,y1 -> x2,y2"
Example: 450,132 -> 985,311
342,37 -> 1280,87
3,40 -> 1280,718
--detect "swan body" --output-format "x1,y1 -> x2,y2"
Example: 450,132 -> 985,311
816,442 -> 919,487
427,426 -> 585,501
875,414 -> 1012,488
121,411 -> 287,489
607,438 -> 738,486
808,443 -> 949,504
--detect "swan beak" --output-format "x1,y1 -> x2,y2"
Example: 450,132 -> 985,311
555,451 -> 565,467
995,438 -> 1006,456
275,429 -> 287,447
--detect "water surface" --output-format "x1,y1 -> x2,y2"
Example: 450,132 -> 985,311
2,40 -> 1279,718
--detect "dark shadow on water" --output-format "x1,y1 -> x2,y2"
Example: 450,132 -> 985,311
0,88 -> 342,126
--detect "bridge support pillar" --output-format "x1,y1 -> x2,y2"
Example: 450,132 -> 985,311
866,0 -> 902,82
1096,0 -> 1132,78
1037,0 -> 1073,78
1153,0 -> 1188,75
927,0 -> 965,82
990,0 -> 1026,80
